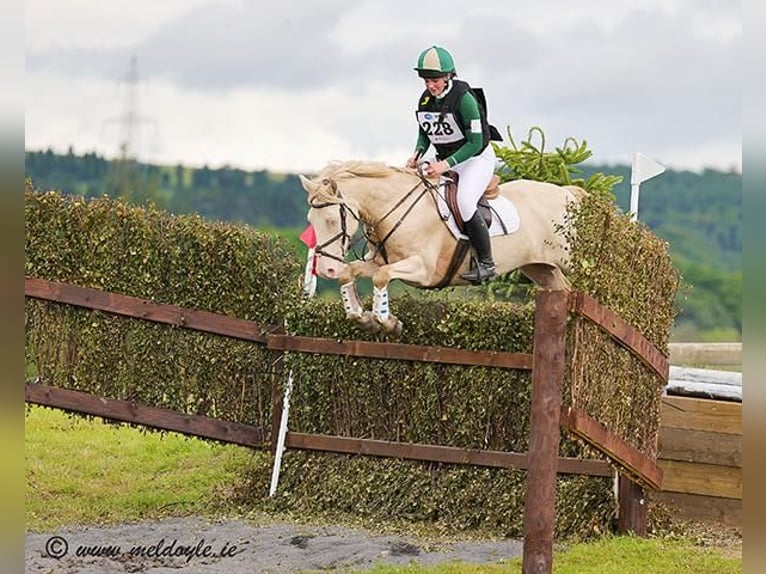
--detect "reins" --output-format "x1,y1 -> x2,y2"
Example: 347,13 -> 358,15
367,175 -> 432,262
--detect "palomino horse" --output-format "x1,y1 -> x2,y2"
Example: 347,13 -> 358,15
299,161 -> 583,335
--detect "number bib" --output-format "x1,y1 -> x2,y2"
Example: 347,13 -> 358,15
416,111 -> 464,144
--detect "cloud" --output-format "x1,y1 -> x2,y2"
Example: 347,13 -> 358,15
472,4 -> 741,169
27,1 -> 359,91
24,0 -> 742,173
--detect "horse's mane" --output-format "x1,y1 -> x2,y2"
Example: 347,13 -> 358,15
308,161 -> 416,204
316,160 -> 412,181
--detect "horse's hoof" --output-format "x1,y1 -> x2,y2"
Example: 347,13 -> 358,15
381,317 -> 403,338
359,313 -> 382,334
362,321 -> 382,334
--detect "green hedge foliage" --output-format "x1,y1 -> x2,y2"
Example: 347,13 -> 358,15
563,194 -> 680,460
25,181 -> 301,426
238,452 -> 614,540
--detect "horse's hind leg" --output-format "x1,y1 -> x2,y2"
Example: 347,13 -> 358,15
520,263 -> 571,290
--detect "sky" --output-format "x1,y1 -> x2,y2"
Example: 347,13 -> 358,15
25,0 -> 742,175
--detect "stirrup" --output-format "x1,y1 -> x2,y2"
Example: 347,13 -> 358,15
461,258 -> 496,284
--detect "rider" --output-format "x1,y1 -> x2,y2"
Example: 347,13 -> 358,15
406,45 -> 499,284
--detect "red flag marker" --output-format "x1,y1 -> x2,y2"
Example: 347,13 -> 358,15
299,225 -> 316,248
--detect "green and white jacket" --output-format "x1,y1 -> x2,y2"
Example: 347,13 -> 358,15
414,79 -> 495,167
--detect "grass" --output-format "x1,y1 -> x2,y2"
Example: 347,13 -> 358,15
25,406 -> 742,573
549,535 -> 741,573
25,405 -> 256,531
350,534 -> 742,573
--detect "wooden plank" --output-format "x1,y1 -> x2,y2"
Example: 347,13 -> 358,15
658,459 -> 741,499
651,491 -> 741,527
661,396 -> 742,434
669,342 -> 742,368
667,366 -> 741,402
669,366 -> 741,387
285,432 -> 612,477
618,475 -> 647,536
659,426 -> 742,467
666,381 -> 741,402
25,276 -> 273,343
563,406 -> 663,490
25,383 -> 268,449
523,290 -> 568,574
267,334 -> 533,370
569,291 -> 669,381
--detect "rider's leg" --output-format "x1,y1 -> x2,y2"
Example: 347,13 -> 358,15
460,210 -> 496,283
452,145 -> 497,283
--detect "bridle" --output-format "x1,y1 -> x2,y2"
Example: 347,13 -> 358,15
308,167 -> 440,265
308,196 -> 363,264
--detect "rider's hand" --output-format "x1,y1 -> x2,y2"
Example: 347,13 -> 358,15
405,155 -> 419,169
425,160 -> 450,177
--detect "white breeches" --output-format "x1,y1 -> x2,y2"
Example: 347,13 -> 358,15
450,144 -> 497,222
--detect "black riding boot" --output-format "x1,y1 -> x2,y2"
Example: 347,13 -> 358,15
460,211 -> 496,284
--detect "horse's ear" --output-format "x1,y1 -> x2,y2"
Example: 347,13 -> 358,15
298,174 -> 317,194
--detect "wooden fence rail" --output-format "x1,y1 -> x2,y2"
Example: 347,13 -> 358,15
24,381 -> 611,477
267,334 -> 533,369
25,383 -> 267,448
569,292 -> 669,379
24,276 -> 276,342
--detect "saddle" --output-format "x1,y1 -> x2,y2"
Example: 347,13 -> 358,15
443,171 -> 501,233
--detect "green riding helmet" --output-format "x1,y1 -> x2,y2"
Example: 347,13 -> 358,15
414,45 -> 456,78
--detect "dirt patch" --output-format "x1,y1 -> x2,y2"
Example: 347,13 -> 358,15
25,516 -> 524,573
25,515 -> 742,572
674,521 -> 743,561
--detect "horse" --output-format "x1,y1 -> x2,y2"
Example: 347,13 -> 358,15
299,160 -> 584,335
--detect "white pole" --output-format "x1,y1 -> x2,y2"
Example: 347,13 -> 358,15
269,370 -> 294,497
630,153 -> 666,222
303,247 -> 317,298
629,183 -> 641,222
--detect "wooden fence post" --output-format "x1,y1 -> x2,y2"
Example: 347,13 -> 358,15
523,290 -> 569,574
618,474 -> 647,536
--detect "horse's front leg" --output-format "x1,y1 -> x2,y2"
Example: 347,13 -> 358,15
339,260 -> 381,332
371,255 -> 431,336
